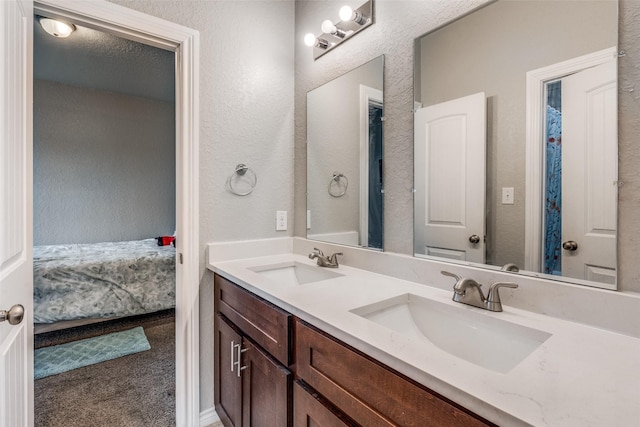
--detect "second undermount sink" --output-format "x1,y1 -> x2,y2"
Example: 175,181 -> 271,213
351,293 -> 551,373
249,261 -> 344,286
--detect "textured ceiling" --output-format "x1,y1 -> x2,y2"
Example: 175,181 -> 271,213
34,16 -> 175,103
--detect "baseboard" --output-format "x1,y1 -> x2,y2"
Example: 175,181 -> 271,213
200,407 -> 220,426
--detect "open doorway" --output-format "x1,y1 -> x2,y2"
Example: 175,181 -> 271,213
32,17 -> 177,425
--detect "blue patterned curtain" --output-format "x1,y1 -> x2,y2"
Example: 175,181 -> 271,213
543,81 -> 562,275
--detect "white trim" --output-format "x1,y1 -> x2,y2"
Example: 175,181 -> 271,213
524,47 -> 616,272
33,1 -> 200,425
359,84 -> 383,248
199,407 -> 221,426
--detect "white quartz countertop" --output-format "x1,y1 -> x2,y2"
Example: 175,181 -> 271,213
209,253 -> 640,427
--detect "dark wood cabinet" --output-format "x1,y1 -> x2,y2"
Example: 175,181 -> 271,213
214,273 -> 495,427
215,314 -> 243,426
295,319 -> 495,427
214,274 -> 293,427
293,380 -> 356,427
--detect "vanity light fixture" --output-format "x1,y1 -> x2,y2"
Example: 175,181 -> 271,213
38,16 -> 76,38
339,5 -> 368,25
304,0 -> 374,60
321,20 -> 347,39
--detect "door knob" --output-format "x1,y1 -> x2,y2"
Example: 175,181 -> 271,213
468,235 -> 481,244
562,241 -> 578,251
0,304 -> 24,325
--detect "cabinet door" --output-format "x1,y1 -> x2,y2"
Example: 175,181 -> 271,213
242,339 -> 291,427
294,381 -> 353,427
215,314 -> 243,427
296,320 -> 494,427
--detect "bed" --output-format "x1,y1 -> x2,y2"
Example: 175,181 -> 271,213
33,238 -> 176,332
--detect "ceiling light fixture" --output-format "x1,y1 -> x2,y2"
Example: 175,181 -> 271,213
303,0 -> 374,60
38,17 -> 76,38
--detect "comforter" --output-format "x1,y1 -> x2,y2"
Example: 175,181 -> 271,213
33,239 -> 175,323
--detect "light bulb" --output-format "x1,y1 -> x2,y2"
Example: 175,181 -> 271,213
321,19 -> 336,34
39,17 -> 76,38
339,6 -> 353,22
304,33 -> 317,47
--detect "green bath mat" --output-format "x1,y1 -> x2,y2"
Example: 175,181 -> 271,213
34,326 -> 151,380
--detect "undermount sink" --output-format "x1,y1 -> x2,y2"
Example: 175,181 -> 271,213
249,261 -> 344,286
351,293 -> 551,373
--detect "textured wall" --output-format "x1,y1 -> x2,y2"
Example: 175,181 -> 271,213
617,0 -> 640,293
295,0 -> 640,293
417,0 -> 616,267
33,79 -> 175,245
107,0 -> 295,411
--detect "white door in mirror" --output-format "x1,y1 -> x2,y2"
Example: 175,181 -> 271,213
414,92 -> 486,263
562,59 -> 617,284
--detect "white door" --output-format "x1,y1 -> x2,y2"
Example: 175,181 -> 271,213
0,0 -> 34,426
561,59 -> 617,285
414,92 -> 486,263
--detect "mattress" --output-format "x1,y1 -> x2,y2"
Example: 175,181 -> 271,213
33,238 -> 176,324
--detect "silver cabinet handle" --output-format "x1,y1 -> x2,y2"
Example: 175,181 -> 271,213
233,342 -> 247,377
230,340 -> 236,372
0,304 -> 24,325
469,235 -> 480,244
562,241 -> 578,251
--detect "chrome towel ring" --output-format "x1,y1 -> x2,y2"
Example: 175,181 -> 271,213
328,172 -> 348,197
226,163 -> 257,196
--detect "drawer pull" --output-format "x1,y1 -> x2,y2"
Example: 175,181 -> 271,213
232,341 -> 248,377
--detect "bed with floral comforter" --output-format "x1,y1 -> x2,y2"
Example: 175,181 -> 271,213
33,238 -> 175,324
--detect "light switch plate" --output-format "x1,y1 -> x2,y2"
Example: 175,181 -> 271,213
502,187 -> 515,205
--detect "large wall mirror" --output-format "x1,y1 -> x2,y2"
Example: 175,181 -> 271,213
307,55 -> 384,250
414,0 -> 618,289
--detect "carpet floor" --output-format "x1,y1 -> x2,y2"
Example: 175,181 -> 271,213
34,310 -> 175,427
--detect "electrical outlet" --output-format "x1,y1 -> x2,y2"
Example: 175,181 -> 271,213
502,187 -> 515,205
276,211 -> 287,231
307,210 -> 311,230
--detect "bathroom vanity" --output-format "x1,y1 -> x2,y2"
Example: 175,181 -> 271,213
209,246 -> 640,427
214,273 -> 493,426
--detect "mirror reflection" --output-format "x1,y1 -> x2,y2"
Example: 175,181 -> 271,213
307,55 -> 384,250
413,0 -> 618,289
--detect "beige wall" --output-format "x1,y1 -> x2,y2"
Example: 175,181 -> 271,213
295,0 -> 640,293
416,0 -> 617,267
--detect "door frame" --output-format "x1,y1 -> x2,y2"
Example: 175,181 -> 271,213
524,47 -> 615,275
359,84 -> 383,248
33,1 -> 200,425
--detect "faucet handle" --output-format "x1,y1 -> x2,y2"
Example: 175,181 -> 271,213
329,252 -> 343,266
312,247 -> 324,256
441,270 -> 461,282
486,282 -> 518,311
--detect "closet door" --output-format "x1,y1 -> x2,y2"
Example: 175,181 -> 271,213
0,1 -> 34,426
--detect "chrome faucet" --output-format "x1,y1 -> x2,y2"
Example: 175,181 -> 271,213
501,263 -> 520,272
441,271 -> 518,312
308,248 -> 343,268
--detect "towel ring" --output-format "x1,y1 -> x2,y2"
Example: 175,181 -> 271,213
226,163 -> 257,196
328,172 -> 348,197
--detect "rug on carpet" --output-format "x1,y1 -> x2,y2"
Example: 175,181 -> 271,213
34,326 -> 151,380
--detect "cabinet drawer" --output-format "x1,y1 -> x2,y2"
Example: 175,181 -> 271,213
294,381 -> 355,427
215,274 -> 291,366
295,320 -> 495,427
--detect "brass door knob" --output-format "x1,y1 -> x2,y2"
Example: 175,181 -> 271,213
562,241 -> 578,251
